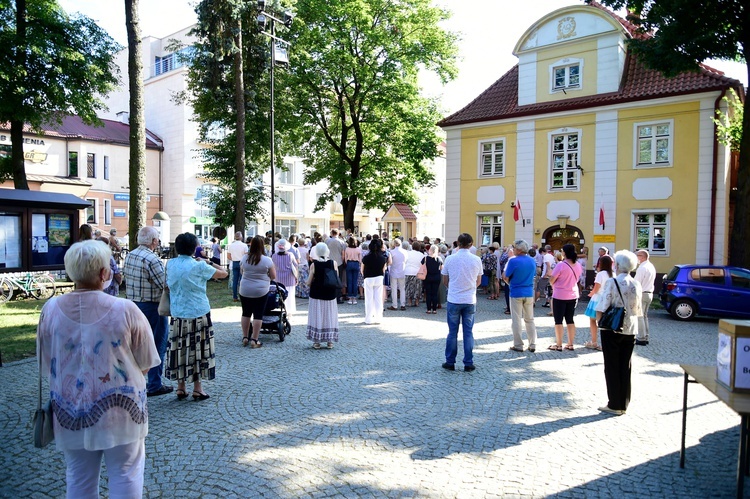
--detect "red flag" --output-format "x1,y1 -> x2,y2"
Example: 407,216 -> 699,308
599,200 -> 605,230
513,200 -> 520,222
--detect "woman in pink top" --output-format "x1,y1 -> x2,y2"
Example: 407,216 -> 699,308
548,244 -> 582,351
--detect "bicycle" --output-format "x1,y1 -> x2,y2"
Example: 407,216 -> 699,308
0,272 -> 57,303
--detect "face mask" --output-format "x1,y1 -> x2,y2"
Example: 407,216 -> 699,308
102,277 -> 113,289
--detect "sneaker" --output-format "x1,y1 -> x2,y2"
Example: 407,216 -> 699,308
352,300 -> 357,304
598,406 -> 625,416
464,365 -> 476,372
442,362 -> 455,371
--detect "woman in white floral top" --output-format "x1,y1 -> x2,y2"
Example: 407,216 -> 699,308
37,240 -> 160,498
595,250 -> 643,416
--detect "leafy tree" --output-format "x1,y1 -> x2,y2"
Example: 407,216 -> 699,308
125,0 -> 147,249
278,0 -> 458,231
175,0 -> 276,233
587,0 -> 749,266
0,0 -> 120,189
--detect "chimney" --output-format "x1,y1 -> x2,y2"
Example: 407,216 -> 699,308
116,111 -> 130,124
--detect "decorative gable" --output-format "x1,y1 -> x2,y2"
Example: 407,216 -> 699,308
513,5 -> 628,106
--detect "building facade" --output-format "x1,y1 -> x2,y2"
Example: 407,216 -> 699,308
0,116 -> 163,239
438,3 -> 743,274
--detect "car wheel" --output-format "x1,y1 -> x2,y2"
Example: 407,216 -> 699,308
670,299 -> 697,321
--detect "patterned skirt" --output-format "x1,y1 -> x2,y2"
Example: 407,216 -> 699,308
297,266 -> 310,298
405,275 -> 422,301
165,313 -> 216,382
306,298 -> 339,343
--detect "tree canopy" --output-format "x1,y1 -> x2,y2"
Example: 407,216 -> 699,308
588,0 -> 749,267
278,0 -> 458,230
0,0 -> 121,188
177,0 -> 276,233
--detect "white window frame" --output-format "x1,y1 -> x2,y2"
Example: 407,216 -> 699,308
276,190 -> 293,213
548,128 -> 582,192
477,138 -> 505,178
103,156 -> 109,180
633,119 -> 674,168
104,199 -> 112,225
549,58 -> 583,93
278,164 -> 293,184
85,198 -> 98,225
477,213 -> 503,248
631,209 -> 670,256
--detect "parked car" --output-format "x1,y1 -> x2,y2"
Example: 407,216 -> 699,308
659,265 -> 750,321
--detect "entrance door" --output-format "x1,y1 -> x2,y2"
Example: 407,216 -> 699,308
542,225 -> 584,253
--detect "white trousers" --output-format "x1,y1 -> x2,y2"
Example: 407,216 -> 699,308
390,276 -> 406,308
285,285 -> 297,314
364,276 -> 384,324
64,439 -> 145,499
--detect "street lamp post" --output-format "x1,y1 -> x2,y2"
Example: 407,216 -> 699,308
257,1 -> 292,254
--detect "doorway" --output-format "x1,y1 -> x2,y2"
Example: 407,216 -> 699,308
542,225 -> 584,253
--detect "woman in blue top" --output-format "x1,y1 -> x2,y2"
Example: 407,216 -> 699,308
165,232 -> 228,401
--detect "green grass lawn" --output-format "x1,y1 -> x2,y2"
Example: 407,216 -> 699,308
0,278 -> 238,364
0,299 -> 44,363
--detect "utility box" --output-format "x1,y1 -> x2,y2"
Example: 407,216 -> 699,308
717,319 -> 750,392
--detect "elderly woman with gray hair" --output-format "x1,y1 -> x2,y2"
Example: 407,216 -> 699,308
595,250 -> 643,416
37,240 -> 160,497
306,242 -> 339,349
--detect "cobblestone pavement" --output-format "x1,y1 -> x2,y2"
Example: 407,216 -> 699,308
1,294 -> 746,498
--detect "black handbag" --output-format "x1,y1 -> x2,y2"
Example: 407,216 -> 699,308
33,337 -> 54,448
322,262 -> 341,290
598,278 -> 626,332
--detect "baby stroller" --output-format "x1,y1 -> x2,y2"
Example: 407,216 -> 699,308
260,281 -> 292,342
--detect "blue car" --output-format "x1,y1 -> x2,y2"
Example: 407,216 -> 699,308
659,265 -> 750,321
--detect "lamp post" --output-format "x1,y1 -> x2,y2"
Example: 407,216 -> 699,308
257,0 -> 292,253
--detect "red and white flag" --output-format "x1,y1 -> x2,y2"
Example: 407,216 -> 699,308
599,200 -> 606,230
514,199 -> 525,227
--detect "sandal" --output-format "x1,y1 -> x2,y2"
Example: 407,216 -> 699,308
564,345 -> 575,351
327,342 -> 333,349
192,391 -> 210,401
313,343 -> 321,349
242,336 -> 249,347
548,344 -> 562,351
250,338 -> 263,349
585,341 -> 601,350
176,389 -> 189,400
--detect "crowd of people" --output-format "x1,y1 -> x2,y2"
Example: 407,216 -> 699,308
37,224 -> 658,496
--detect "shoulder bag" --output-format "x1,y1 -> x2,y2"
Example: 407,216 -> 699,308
33,335 -> 54,448
417,258 -> 428,280
598,277 -> 626,332
158,261 -> 171,316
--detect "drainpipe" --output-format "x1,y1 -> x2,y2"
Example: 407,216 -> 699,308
710,89 -> 727,265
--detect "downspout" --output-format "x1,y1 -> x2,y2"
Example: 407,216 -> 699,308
709,88 -> 727,265
158,146 -> 163,211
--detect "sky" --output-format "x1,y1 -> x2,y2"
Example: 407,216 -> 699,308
59,0 -> 747,117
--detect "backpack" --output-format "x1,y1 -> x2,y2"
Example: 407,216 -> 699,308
321,262 -> 341,290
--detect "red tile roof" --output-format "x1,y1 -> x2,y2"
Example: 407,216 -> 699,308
1,115 -> 164,150
386,202 -> 417,220
438,4 -> 743,128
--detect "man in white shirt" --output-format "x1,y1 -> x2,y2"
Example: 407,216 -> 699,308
538,247 -> 555,307
634,250 -> 656,345
441,233 -> 483,372
227,231 -> 248,302
387,239 -> 408,310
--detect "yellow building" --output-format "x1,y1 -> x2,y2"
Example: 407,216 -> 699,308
438,3 -> 744,275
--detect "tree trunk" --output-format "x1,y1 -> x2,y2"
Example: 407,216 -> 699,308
10,120 -> 28,189
125,0 -> 147,249
342,195 -> 357,233
729,56 -> 750,268
11,0 -> 29,189
233,19 -> 246,236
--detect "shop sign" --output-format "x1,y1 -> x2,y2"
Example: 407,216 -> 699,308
113,208 -> 127,217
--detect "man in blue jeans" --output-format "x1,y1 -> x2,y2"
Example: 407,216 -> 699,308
440,233 -> 483,372
226,231 -> 248,301
123,226 -> 172,396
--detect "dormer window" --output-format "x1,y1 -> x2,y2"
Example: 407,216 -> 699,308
550,58 -> 583,93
